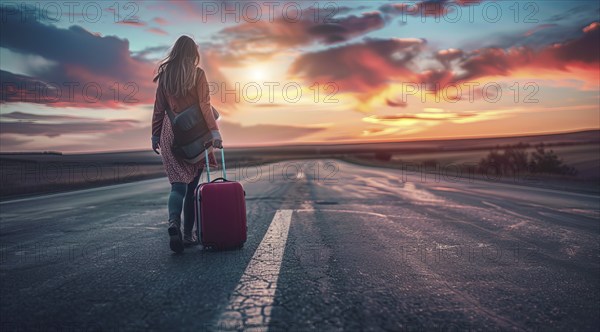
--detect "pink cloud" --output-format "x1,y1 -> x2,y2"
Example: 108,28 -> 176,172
152,17 -> 168,25
147,27 -> 168,35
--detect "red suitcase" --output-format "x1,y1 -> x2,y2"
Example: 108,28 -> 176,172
194,148 -> 247,250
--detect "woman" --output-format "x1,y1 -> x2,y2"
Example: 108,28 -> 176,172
151,35 -> 222,253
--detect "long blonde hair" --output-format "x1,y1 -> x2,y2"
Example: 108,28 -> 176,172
153,35 -> 199,97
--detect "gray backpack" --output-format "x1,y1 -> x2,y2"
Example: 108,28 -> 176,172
166,105 -> 219,163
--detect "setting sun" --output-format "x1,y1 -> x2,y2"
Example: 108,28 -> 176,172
249,66 -> 268,81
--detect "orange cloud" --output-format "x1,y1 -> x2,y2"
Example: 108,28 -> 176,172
290,21 -> 599,112
386,98 -> 408,107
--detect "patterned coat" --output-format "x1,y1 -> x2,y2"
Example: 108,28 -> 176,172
152,68 -> 219,184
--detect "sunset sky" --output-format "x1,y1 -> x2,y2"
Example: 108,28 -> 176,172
1,0 -> 599,152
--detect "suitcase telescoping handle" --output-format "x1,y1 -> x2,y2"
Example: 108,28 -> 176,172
204,147 -> 227,182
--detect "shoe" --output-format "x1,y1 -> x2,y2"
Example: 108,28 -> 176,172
168,219 -> 184,253
183,232 -> 199,247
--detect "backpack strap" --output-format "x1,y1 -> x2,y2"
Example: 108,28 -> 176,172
165,107 -> 176,123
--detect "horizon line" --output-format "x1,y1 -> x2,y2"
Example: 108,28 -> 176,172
1,128 -> 598,156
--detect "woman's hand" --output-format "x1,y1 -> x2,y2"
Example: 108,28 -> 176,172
152,135 -> 160,154
211,130 -> 223,149
212,138 -> 223,149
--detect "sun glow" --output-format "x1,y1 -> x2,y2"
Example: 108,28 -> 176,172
248,66 -> 267,81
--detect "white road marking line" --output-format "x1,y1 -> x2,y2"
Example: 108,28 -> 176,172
214,209 -> 293,331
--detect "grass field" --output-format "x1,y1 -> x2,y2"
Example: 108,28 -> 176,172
1,130 -> 598,199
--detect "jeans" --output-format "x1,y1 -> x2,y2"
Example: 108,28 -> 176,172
168,167 -> 202,235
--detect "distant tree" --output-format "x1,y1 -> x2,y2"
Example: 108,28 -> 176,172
529,143 -> 577,175
503,143 -> 529,174
478,142 -> 577,176
479,146 -> 506,176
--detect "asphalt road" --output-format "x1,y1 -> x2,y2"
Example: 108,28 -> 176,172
1,160 -> 598,331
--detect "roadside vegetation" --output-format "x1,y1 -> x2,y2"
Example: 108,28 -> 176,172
478,143 -> 577,176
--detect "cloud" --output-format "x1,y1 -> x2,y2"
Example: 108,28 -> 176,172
0,119 -> 139,138
0,111 -> 324,150
1,111 -> 140,141
0,124 -> 154,153
0,135 -> 33,149
306,11 -> 386,45
361,109 -> 498,137
2,111 -> 92,121
364,112 -> 476,123
414,22 -> 599,96
116,21 -> 146,27
152,17 -> 168,25
289,38 -> 426,94
435,48 -> 464,67
386,99 -> 407,107
468,23 -> 583,50
211,10 -> 386,65
0,7 -> 157,108
182,6 -> 390,113
361,127 -> 402,137
147,27 -> 168,36
583,22 -> 600,33
454,21 -> 600,82
547,4 -> 599,23
289,20 -> 599,112
380,1 -> 449,18
0,70 -> 63,104
219,121 -> 325,145
380,0 -> 484,19
416,69 -> 456,91
132,45 -> 170,61
523,24 -> 558,37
